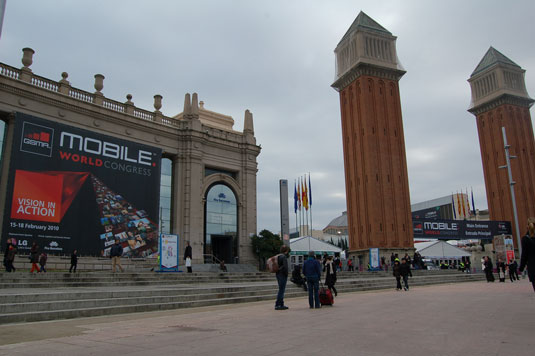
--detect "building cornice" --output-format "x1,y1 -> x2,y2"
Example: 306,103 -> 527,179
468,93 -> 535,116
331,63 -> 405,92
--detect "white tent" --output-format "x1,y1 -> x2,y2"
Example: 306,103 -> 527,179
290,236 -> 343,255
415,240 -> 471,259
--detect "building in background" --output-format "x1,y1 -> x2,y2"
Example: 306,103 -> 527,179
411,194 -> 489,221
0,48 -> 260,265
468,47 -> 535,245
332,12 -> 414,263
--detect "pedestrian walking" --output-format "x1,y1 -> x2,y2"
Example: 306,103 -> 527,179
400,258 -> 412,291
110,239 -> 124,272
39,252 -> 47,273
3,238 -> 12,272
324,256 -> 338,297
4,240 -> 16,272
508,260 -> 519,282
274,245 -> 290,310
70,249 -> 78,273
184,241 -> 192,273
347,258 -> 354,272
519,217 -> 535,292
484,256 -> 495,282
497,260 -> 506,282
29,242 -> 40,273
303,250 -> 322,309
393,260 -> 402,291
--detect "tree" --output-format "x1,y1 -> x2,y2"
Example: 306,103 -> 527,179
250,229 -> 284,271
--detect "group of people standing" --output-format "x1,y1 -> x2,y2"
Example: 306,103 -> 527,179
483,256 -> 520,283
277,247 -> 339,310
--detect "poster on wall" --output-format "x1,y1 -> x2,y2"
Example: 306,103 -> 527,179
369,248 -> 380,270
1,113 -> 162,257
160,233 -> 179,271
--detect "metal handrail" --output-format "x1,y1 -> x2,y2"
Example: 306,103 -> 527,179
202,254 -> 222,265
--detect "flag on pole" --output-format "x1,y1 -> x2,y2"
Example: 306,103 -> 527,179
471,187 -> 476,215
465,188 -> 471,217
451,194 -> 457,220
297,178 -> 301,211
302,177 -> 309,211
308,174 -> 312,207
294,180 -> 297,214
456,192 -> 462,217
460,191 -> 467,219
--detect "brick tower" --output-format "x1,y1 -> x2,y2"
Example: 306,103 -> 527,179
332,12 -> 413,262
468,47 -> 535,246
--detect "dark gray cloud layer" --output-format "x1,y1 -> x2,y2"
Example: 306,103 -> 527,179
1,1 -> 534,233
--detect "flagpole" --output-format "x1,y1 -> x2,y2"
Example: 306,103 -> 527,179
299,176 -> 303,237
294,179 -> 298,238
309,173 -> 313,240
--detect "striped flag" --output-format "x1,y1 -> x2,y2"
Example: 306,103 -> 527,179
456,192 -> 462,217
302,177 -> 308,210
451,194 -> 457,220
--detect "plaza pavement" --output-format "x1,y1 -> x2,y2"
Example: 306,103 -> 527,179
0,278 -> 533,356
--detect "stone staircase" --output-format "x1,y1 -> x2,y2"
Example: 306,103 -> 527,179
0,270 -> 485,324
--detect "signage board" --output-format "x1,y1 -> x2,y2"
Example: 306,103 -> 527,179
160,233 -> 179,271
1,113 -> 162,257
412,219 -> 511,240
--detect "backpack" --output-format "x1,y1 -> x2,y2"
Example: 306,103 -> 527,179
266,254 -> 281,273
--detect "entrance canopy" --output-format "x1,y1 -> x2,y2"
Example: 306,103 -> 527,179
415,240 -> 471,259
290,236 -> 343,256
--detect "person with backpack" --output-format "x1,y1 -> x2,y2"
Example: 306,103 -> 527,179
273,245 -> 290,310
303,250 -> 322,309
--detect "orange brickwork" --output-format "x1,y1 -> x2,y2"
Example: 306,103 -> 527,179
475,103 -> 535,243
338,75 -> 413,251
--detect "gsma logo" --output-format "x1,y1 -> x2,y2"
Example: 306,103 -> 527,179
20,122 -> 54,157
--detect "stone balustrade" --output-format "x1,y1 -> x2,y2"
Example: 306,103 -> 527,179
0,48 -> 178,128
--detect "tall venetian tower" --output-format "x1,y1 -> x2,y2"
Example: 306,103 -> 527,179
332,12 -> 414,259
468,47 -> 535,245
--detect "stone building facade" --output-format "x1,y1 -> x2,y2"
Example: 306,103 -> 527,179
468,47 -> 535,247
331,12 -> 414,262
0,47 -> 260,265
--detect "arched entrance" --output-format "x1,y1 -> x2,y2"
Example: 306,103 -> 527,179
204,183 -> 238,264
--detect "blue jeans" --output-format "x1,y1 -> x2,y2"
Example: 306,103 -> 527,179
402,275 -> 409,289
275,274 -> 287,307
306,277 -> 320,308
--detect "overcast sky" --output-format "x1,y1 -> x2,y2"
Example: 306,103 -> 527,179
1,0 -> 534,234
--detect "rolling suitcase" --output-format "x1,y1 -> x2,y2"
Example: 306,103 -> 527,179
319,285 -> 334,306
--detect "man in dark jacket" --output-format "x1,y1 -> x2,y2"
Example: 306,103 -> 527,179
275,245 -> 290,310
303,250 -> 322,308
110,239 -> 124,272
184,241 -> 192,273
399,258 -> 412,291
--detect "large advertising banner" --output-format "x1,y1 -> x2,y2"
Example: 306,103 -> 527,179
412,219 -> 511,240
1,113 -> 162,257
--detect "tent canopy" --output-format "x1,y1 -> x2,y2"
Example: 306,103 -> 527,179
415,240 -> 471,259
290,236 -> 343,255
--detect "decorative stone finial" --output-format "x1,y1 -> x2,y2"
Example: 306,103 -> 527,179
61,72 -> 68,81
191,93 -> 199,115
244,109 -> 254,134
154,94 -> 162,112
126,94 -> 133,104
21,48 -> 35,69
58,72 -> 71,94
184,93 -> 191,115
94,74 -> 105,93
199,101 -> 205,109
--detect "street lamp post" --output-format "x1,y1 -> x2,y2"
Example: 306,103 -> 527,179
498,127 -> 522,256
